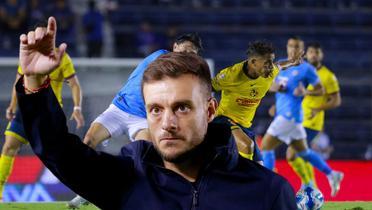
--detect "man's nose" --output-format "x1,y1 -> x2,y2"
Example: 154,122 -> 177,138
161,110 -> 178,132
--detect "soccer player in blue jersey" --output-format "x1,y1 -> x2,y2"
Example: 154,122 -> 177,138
68,33 -> 202,208
83,33 -> 202,148
261,37 -> 343,197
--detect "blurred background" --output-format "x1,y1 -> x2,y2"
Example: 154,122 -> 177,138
0,0 -> 371,203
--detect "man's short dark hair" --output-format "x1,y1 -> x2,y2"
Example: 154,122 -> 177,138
175,33 -> 203,54
307,42 -> 322,50
246,40 -> 275,58
143,52 -> 211,96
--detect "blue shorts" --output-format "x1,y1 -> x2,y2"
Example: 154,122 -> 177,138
305,127 -> 320,144
4,110 -> 28,144
212,115 -> 262,161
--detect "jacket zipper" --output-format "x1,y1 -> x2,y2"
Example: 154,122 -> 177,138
190,153 -> 220,210
191,190 -> 199,209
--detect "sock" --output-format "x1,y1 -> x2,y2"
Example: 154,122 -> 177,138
288,157 -> 311,186
305,161 -> 317,188
297,149 -> 332,175
0,155 -> 15,198
239,152 -> 253,160
262,150 -> 275,170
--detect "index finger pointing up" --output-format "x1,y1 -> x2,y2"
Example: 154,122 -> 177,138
47,16 -> 57,37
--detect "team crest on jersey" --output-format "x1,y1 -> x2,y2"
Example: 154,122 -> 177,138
218,74 -> 225,79
250,88 -> 258,97
292,70 -> 299,76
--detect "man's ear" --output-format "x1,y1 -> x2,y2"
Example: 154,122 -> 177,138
172,43 -> 178,51
207,97 -> 218,122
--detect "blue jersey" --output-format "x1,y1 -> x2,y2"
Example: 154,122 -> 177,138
275,61 -> 319,123
112,49 -> 169,118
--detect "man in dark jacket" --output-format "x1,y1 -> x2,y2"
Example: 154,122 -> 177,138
16,16 -> 297,210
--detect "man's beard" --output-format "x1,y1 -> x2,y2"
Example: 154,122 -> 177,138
155,138 -> 208,163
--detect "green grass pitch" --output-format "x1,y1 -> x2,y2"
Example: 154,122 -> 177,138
0,202 -> 371,210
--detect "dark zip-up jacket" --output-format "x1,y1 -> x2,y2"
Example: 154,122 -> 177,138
16,78 -> 296,210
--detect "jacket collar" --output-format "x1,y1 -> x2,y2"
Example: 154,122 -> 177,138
141,123 -> 239,171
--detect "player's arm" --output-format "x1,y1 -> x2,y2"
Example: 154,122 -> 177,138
229,120 -> 254,160
17,17 -> 134,209
66,75 -> 85,128
5,73 -> 21,120
269,82 -> 286,93
275,50 -> 304,70
303,82 -> 324,96
211,67 -> 232,92
309,92 -> 341,119
315,92 -> 341,111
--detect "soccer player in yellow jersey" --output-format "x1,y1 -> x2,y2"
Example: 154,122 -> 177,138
212,41 -> 302,163
0,51 -> 85,201
287,42 -> 342,195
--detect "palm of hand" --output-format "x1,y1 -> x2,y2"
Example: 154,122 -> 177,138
19,17 -> 65,76
20,35 -> 58,76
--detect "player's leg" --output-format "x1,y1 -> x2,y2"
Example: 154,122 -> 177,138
0,122 -> 26,201
127,115 -> 149,141
212,116 -> 257,162
304,128 -> 320,187
232,127 -> 254,160
133,128 -> 151,141
0,111 -> 28,201
262,115 -> 294,170
83,122 -> 111,149
290,139 -> 343,196
288,128 -> 320,188
0,135 -> 23,201
84,104 -> 129,148
286,146 -> 312,188
261,134 -> 283,170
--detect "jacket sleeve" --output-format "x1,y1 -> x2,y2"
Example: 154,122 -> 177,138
16,77 -> 134,209
270,178 -> 297,210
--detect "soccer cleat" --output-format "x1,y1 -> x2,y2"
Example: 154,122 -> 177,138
67,195 -> 89,209
327,171 -> 344,197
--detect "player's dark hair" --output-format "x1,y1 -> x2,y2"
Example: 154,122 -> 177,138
307,42 -> 322,50
246,40 -> 275,58
142,52 -> 211,96
175,33 -> 203,54
288,35 -> 303,42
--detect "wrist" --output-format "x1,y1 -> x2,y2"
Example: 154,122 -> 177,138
73,106 -> 82,111
23,76 -> 50,94
24,75 -> 48,90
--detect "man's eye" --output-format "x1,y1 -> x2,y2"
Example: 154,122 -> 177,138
150,107 -> 162,115
176,105 -> 190,113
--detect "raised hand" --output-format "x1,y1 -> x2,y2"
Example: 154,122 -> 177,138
19,17 -> 66,77
293,82 -> 306,97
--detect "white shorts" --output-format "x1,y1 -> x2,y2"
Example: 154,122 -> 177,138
266,115 -> 307,145
93,104 -> 148,141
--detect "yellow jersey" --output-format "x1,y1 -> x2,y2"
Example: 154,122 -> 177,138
18,52 -> 76,106
212,61 -> 279,128
302,66 -> 340,131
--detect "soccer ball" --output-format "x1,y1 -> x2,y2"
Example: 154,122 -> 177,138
296,186 -> 324,210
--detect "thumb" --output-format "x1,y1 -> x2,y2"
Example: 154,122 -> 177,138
56,43 -> 67,63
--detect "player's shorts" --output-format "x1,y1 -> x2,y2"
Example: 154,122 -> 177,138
266,115 -> 307,145
212,115 -> 263,162
4,110 -> 28,144
93,104 -> 148,141
304,127 -> 320,144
